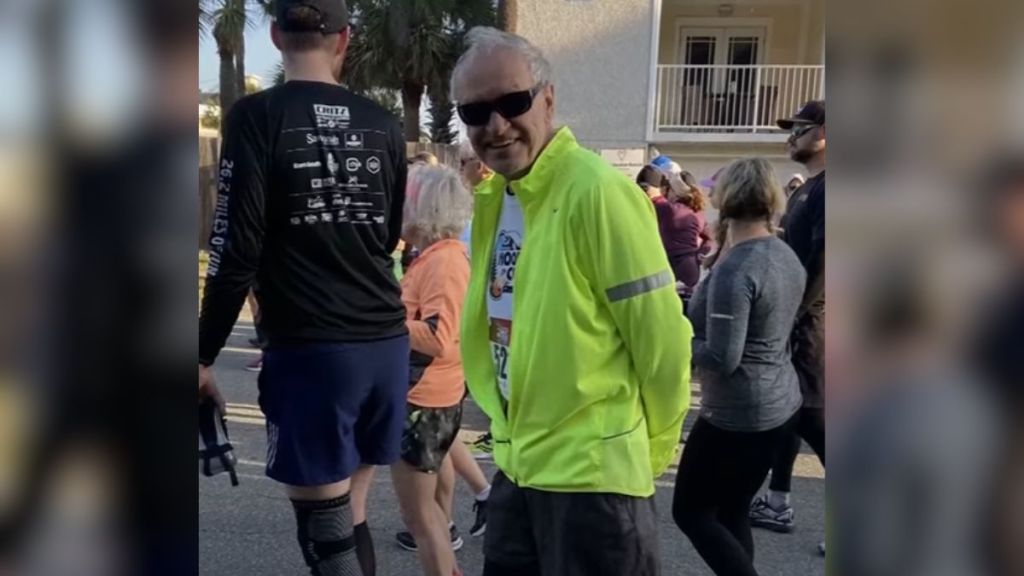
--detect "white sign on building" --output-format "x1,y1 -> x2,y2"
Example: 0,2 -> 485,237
599,148 -> 647,180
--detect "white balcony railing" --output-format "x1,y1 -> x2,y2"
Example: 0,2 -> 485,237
653,65 -> 824,136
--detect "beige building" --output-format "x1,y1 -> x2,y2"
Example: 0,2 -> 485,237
517,0 -> 824,183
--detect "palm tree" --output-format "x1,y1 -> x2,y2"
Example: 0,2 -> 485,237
427,82 -> 456,144
497,0 -> 517,33
200,0 -> 272,121
273,60 -> 402,119
241,2 -> 274,101
360,88 -> 404,119
200,0 -> 244,119
272,61 -> 286,87
199,0 -> 211,36
345,0 -> 494,142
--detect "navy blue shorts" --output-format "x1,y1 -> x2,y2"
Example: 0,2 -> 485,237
257,336 -> 410,486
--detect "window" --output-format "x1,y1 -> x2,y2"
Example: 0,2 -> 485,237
679,27 -> 765,93
679,27 -> 765,66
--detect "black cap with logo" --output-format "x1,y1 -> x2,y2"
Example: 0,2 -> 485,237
274,0 -> 349,33
776,100 -> 825,130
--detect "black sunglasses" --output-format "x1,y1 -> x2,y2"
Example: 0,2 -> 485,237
790,124 -> 819,139
457,84 -> 545,127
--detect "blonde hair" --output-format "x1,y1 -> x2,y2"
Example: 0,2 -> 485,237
704,158 -> 784,268
402,165 -> 473,247
409,151 -> 439,166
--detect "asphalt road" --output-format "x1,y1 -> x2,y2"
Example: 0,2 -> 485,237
200,321 -> 825,576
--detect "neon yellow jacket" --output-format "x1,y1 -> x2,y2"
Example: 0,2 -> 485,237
461,127 -> 692,497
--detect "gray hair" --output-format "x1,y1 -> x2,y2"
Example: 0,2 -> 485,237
402,165 -> 473,247
450,27 -> 553,102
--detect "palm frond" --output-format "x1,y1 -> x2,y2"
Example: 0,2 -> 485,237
342,0 -> 494,139
199,0 -> 214,37
211,0 -> 248,46
252,0 -> 274,19
272,61 -> 286,86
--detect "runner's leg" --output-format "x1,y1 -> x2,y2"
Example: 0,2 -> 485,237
350,465 -> 377,576
451,440 -> 490,495
436,454 -> 456,524
393,460 -> 455,576
287,480 -> 363,576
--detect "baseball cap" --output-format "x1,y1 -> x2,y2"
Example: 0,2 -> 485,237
651,165 -> 687,198
700,166 -> 725,189
274,0 -> 349,33
651,155 -> 684,177
776,100 -> 825,130
651,155 -> 673,170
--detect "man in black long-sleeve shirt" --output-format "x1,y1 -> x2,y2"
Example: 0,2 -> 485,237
198,2 -> 408,574
749,100 -> 826,542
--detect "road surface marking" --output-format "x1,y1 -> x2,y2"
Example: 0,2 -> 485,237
222,346 -> 261,356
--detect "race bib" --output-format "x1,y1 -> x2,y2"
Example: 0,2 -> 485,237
489,318 -> 512,400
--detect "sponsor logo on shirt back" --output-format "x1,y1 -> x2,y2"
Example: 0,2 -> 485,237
313,104 -> 350,129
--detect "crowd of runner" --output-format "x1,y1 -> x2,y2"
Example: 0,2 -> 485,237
198,1 -> 825,575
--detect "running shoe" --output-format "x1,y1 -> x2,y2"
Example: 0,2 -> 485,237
468,433 -> 493,460
749,494 -> 795,533
395,525 -> 464,552
244,356 -> 263,372
469,499 -> 487,537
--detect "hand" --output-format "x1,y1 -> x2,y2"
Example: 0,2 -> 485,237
199,364 -> 226,413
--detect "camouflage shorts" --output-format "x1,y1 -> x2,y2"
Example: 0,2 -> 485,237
399,402 -> 462,473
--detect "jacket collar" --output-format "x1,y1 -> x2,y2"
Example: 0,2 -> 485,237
477,126 -> 578,207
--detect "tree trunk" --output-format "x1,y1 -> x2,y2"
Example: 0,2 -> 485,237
235,30 -> 246,97
401,81 -> 424,142
498,0 -> 517,33
218,48 -> 239,126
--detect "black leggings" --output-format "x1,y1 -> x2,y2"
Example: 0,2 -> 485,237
673,415 -> 797,576
768,407 -> 825,493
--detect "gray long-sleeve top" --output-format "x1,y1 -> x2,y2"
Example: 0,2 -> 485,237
687,236 -> 806,431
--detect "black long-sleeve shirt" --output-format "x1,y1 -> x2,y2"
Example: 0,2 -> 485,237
199,81 -> 407,366
779,170 -> 825,405
780,170 -> 825,313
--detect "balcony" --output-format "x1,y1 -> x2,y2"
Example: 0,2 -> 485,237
651,64 -> 825,142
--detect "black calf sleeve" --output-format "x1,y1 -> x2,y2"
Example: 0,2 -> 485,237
353,521 -> 375,576
291,494 -> 362,576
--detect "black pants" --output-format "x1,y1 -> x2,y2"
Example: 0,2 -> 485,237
252,303 -> 268,348
483,471 -> 660,576
673,415 -> 797,576
768,406 -> 825,492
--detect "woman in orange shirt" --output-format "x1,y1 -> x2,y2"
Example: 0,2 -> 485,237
391,165 -> 473,576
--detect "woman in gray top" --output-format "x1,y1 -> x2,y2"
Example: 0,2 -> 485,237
672,158 -> 806,576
